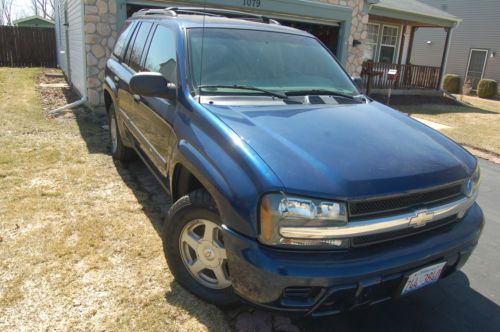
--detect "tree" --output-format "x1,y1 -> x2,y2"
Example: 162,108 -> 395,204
30,0 -> 54,20
0,0 -> 13,26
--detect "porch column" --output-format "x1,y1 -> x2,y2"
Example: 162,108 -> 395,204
438,27 -> 453,89
399,25 -> 413,65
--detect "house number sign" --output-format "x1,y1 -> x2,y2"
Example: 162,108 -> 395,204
243,0 -> 261,8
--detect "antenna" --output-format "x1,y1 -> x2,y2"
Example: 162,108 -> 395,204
198,0 -> 207,103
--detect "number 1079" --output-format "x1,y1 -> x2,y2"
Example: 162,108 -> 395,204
243,0 -> 261,7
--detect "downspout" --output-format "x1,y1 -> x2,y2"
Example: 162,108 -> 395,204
48,95 -> 87,116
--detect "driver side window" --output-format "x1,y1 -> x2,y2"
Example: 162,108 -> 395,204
144,25 -> 177,85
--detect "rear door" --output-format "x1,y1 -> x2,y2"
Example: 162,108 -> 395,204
128,24 -> 178,176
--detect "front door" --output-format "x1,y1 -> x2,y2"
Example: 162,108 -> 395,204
130,24 -> 178,176
465,49 -> 488,90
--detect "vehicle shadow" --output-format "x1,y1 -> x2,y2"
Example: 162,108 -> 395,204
295,271 -> 500,332
74,107 -> 500,331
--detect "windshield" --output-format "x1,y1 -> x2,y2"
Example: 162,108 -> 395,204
187,28 -> 359,96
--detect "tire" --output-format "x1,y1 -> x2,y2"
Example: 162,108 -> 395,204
108,104 -> 134,161
163,189 -> 239,306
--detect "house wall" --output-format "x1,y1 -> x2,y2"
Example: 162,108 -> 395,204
68,1 -> 86,96
54,0 -> 86,97
417,0 -> 500,86
410,27 -> 446,67
78,0 -> 368,107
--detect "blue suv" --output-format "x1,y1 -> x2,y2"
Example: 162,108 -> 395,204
103,7 -> 484,316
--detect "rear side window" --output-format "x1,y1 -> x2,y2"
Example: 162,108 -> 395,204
127,22 -> 153,71
144,25 -> 177,84
113,21 -> 134,59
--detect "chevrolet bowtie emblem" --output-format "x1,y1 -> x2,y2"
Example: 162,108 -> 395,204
409,209 -> 434,228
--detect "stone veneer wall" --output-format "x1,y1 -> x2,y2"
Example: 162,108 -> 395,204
321,0 -> 368,76
84,0 -> 118,107
82,0 -> 367,107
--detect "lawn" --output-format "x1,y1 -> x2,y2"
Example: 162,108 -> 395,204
0,68 -> 229,331
395,96 -> 500,155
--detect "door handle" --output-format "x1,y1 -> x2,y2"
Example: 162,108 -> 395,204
133,94 -> 141,103
114,76 -> 120,83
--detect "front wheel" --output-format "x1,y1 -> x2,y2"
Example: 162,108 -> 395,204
163,189 -> 239,306
108,104 -> 134,161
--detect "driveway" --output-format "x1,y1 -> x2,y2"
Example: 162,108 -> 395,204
296,159 -> 500,331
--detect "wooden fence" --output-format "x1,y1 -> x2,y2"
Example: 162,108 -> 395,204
361,61 -> 441,90
0,26 -> 57,68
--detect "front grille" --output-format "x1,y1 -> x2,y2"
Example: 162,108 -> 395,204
351,215 -> 458,247
349,183 -> 464,218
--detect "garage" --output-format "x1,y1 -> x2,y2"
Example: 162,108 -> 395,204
124,0 -> 351,61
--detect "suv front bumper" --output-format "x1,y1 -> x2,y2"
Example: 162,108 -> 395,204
223,203 -> 484,316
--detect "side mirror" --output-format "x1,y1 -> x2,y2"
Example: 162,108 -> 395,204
351,76 -> 364,90
129,72 -> 176,101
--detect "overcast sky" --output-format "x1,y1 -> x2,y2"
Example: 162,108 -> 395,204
12,0 -> 45,20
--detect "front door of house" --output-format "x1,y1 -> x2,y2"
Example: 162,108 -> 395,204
465,49 -> 488,90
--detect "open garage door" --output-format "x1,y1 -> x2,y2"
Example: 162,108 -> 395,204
125,4 -> 341,57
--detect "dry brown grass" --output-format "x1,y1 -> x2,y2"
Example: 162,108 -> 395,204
0,68 -> 230,331
396,96 -> 500,155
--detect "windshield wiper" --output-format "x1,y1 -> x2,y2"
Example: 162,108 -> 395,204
285,89 -> 363,102
198,85 -> 287,99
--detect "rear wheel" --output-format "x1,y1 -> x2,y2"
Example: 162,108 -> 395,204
108,104 -> 134,161
163,189 -> 239,306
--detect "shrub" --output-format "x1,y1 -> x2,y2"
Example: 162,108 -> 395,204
477,79 -> 498,99
442,74 -> 461,93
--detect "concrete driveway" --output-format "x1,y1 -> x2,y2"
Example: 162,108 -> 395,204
297,159 -> 500,331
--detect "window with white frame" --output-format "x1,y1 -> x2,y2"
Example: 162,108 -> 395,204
364,23 -> 380,61
363,23 -> 399,63
379,25 -> 399,63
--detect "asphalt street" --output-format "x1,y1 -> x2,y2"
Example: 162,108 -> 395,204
298,159 -> 500,331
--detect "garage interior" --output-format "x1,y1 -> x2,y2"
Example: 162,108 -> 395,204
126,4 -> 341,56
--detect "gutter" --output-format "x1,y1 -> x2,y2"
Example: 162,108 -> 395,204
48,95 -> 87,116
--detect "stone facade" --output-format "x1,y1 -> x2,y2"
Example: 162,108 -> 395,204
82,0 -> 367,107
321,0 -> 368,76
84,0 -> 118,107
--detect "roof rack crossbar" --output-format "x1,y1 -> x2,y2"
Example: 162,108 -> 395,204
133,6 -> 280,25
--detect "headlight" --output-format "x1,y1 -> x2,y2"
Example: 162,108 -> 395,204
465,164 -> 481,198
259,193 -> 349,249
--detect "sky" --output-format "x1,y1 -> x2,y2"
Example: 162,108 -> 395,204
11,0 -> 40,20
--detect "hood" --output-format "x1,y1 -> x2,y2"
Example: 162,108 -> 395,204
204,101 -> 476,199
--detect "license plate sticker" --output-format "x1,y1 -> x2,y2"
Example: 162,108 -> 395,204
401,262 -> 446,295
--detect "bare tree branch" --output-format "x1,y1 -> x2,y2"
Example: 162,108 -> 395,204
0,0 -> 13,26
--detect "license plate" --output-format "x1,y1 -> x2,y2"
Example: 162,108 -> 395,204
401,262 -> 446,295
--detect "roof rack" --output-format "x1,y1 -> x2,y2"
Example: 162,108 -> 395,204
133,7 -> 280,25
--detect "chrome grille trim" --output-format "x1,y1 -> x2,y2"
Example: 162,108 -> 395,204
279,193 -> 476,240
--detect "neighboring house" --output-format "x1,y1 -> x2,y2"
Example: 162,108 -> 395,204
411,0 -> 500,90
13,16 -> 55,28
53,0 -> 458,108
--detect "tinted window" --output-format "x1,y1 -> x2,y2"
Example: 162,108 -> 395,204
113,21 -> 134,59
128,22 -> 153,71
144,26 -> 177,84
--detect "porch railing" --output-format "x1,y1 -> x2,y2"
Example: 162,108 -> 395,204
361,61 -> 441,91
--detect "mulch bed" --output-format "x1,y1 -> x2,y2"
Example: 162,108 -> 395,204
37,70 -> 80,113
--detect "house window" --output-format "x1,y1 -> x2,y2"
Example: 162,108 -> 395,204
379,25 -> 399,63
364,23 -> 379,61
364,23 -> 400,63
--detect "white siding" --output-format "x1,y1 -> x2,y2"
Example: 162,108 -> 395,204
410,27 -> 446,67
418,0 -> 500,85
66,0 -> 86,97
54,0 -> 68,74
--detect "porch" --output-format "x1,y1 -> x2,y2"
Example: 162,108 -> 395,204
361,0 -> 461,93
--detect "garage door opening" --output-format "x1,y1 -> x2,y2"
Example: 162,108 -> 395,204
126,5 -> 341,56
